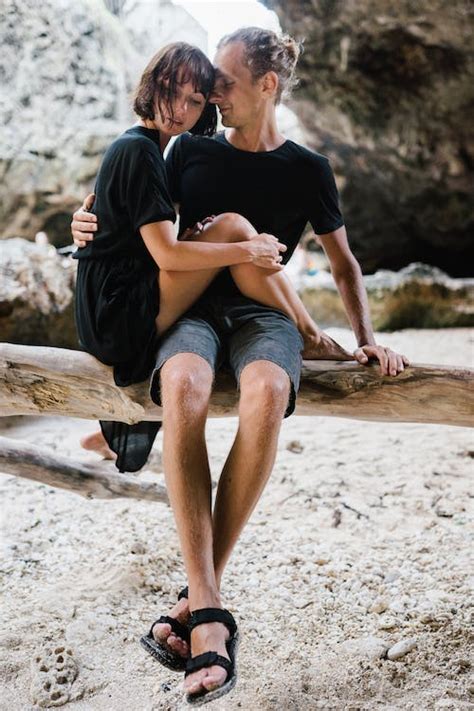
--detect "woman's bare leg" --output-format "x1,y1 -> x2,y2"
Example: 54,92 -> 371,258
158,213 -> 351,359
230,263 -> 353,359
155,213 -> 254,335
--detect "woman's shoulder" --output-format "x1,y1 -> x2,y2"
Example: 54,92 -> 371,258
106,126 -> 163,162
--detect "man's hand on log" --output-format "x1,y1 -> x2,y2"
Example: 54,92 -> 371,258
353,344 -> 410,376
71,193 -> 97,248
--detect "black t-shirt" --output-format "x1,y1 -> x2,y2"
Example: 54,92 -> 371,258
74,125 -> 176,263
166,130 -> 344,299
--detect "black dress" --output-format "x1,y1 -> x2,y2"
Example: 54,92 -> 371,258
74,125 -> 176,472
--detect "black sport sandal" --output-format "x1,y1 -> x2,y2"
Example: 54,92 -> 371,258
140,585 -> 190,671
184,607 -> 239,706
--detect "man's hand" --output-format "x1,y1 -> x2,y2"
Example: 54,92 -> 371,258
179,215 -> 216,241
353,344 -> 409,376
71,193 -> 97,248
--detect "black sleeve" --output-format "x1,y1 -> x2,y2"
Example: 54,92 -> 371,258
307,156 -> 345,235
165,134 -> 185,203
122,139 -> 176,231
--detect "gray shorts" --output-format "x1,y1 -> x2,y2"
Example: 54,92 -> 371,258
150,296 -> 304,417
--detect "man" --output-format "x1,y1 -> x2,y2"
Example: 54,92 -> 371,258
72,27 -> 408,702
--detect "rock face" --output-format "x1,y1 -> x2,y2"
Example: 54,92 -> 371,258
2,240 -> 470,349
0,239 -> 78,348
299,263 -> 474,330
0,0 -> 206,247
262,0 -> 474,276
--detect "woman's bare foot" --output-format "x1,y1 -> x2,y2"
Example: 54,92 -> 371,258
80,430 -> 117,461
302,330 -> 353,360
183,619 -> 230,695
152,596 -> 190,659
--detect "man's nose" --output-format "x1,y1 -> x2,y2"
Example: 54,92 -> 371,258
208,89 -> 222,105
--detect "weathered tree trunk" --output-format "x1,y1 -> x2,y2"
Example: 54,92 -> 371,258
0,435 -> 168,503
1,343 -> 472,427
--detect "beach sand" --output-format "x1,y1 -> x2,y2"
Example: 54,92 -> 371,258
1,328 -> 473,710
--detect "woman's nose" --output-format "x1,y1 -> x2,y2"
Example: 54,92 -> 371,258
175,100 -> 187,116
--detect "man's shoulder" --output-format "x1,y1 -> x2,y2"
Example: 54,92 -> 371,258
284,139 -> 332,171
171,131 -> 220,152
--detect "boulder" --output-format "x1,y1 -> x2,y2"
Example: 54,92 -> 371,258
299,263 -> 474,329
262,0 -> 474,276
0,0 -> 206,248
0,238 -> 78,348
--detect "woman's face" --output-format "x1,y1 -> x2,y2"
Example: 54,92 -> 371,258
154,80 -> 206,136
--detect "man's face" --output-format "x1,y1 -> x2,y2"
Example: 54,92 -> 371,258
210,42 -> 265,128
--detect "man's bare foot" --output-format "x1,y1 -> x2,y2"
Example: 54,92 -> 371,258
302,331 -> 353,360
80,430 -> 117,461
183,619 -> 230,695
152,596 -> 190,659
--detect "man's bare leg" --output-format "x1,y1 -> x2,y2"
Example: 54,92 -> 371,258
212,360 -> 290,585
151,360 -> 291,662
157,353 -> 232,695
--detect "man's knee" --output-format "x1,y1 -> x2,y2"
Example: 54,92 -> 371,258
239,361 -> 290,416
161,354 -> 213,414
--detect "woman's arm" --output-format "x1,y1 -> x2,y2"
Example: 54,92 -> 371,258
140,220 -> 285,271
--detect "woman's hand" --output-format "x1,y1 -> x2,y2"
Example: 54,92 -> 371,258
247,233 -> 287,270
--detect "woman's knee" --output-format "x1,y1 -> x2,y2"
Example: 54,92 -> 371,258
209,212 -> 256,242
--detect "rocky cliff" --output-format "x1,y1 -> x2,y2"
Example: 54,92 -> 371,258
0,0 -> 206,247
262,0 -> 474,276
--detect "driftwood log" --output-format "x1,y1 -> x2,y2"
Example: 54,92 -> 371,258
0,435 -> 168,503
0,342 -> 472,501
1,343 -> 473,425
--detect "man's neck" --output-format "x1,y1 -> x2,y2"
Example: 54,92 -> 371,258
225,114 -> 285,153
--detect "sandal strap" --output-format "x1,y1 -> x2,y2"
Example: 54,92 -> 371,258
177,585 -> 189,601
184,651 -> 232,677
189,607 -> 237,637
151,615 -> 190,643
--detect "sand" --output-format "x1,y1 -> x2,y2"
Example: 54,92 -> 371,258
1,328 -> 473,710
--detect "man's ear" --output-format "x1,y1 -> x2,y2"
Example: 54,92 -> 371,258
261,71 -> 279,100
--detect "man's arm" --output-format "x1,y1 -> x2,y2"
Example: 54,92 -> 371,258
71,194 -> 97,247
70,197 -> 203,246
318,225 -> 409,376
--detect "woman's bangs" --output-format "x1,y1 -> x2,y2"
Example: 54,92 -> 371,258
177,56 -> 215,97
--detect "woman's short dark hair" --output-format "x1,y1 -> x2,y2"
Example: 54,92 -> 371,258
133,42 -> 217,137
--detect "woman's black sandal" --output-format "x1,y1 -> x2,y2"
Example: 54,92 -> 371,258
140,586 -> 190,671
184,607 -> 239,706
